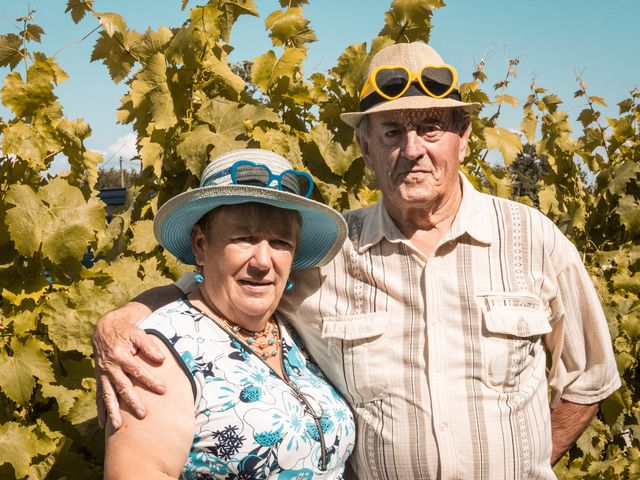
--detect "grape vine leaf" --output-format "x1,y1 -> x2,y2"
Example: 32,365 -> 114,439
90,30 -> 142,84
311,122 -> 359,175
265,7 -> 317,47
0,33 -> 24,69
40,280 -> 114,355
616,195 -> 640,237
484,127 -> 523,165
251,47 -> 306,92
129,53 -> 177,130
0,338 -> 54,405
218,0 -> 259,42
1,70 -> 55,118
65,0 -> 95,24
96,12 -> 127,37
129,220 -> 157,254
0,423 -> 43,478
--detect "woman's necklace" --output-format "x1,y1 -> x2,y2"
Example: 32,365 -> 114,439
221,317 -> 281,361
197,287 -> 281,361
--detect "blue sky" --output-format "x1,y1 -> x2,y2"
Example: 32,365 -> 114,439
1,0 -> 638,173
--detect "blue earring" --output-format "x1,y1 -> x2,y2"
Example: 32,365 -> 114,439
194,266 -> 204,284
285,279 -> 293,291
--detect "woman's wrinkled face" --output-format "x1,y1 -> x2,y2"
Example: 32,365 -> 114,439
191,203 -> 300,325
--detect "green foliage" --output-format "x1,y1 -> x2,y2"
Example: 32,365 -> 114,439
0,1 -> 638,477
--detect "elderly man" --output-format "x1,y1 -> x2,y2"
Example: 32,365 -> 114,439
94,42 -> 620,479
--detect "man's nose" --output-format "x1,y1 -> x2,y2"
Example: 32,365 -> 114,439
402,130 -> 426,161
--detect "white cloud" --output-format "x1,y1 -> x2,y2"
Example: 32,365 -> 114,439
101,134 -> 140,171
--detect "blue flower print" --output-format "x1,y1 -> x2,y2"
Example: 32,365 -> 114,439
254,428 -> 283,447
225,453 -> 269,479
201,376 -> 241,412
240,385 -> 263,403
186,449 -> 227,478
139,304 -> 356,478
246,396 -> 313,470
210,424 -> 246,460
305,416 -> 333,442
278,468 -> 315,479
215,354 -> 273,389
324,401 -> 355,439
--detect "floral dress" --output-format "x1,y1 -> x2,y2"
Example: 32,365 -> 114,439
138,298 -> 355,479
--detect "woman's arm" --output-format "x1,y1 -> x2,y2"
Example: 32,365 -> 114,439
103,335 -> 195,479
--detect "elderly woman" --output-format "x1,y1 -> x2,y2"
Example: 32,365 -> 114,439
104,149 -> 355,479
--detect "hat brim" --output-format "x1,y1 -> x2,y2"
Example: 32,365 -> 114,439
154,185 -> 347,270
340,95 -> 481,128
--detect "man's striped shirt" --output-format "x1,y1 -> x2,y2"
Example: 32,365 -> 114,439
279,173 -> 620,479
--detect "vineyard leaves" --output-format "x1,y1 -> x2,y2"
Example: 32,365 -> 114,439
0,0 -> 638,478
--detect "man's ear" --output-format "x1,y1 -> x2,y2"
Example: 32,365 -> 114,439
458,123 -> 472,163
356,130 -> 371,168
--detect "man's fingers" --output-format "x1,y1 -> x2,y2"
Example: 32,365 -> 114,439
131,329 -> 166,364
100,376 -> 123,429
96,379 -> 106,429
120,358 -> 166,395
113,375 -> 146,419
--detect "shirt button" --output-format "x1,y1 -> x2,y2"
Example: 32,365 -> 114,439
431,320 -> 439,327
439,422 -> 448,431
433,372 -> 441,381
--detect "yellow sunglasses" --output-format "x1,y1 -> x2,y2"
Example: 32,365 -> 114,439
360,64 -> 459,103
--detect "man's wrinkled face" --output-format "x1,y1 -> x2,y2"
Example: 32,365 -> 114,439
359,108 -> 471,213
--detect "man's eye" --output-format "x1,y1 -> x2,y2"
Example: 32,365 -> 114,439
419,123 -> 443,135
418,123 -> 444,138
384,129 -> 402,137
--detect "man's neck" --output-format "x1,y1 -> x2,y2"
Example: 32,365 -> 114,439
384,184 -> 463,258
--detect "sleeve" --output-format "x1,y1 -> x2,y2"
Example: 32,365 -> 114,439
544,237 -> 621,408
174,271 -> 197,294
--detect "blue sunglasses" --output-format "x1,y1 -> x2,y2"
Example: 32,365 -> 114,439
205,160 -> 314,198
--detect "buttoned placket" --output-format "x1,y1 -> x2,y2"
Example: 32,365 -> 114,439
424,232 -> 460,480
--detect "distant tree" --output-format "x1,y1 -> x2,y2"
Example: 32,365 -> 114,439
231,60 -> 267,103
506,143 -> 550,207
96,167 -> 140,190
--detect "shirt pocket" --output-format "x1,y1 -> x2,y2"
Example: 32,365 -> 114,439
477,291 -> 551,392
320,313 -> 390,405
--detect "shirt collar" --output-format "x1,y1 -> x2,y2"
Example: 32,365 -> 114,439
357,172 -> 493,254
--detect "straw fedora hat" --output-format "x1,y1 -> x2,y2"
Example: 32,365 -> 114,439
154,149 -> 347,270
340,42 -> 480,128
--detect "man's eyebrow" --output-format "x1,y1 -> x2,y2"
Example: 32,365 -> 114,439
380,121 -> 404,127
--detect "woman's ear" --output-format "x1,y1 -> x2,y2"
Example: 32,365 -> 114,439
191,224 -> 206,264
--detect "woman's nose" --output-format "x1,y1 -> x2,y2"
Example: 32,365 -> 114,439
249,240 -> 272,270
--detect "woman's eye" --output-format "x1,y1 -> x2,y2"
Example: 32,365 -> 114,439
271,239 -> 294,251
236,236 -> 256,244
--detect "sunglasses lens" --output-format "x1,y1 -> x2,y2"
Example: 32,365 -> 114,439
374,68 -> 410,98
421,67 -> 455,96
280,171 -> 313,198
233,163 -> 271,187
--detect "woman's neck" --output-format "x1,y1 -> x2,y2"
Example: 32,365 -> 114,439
189,287 -> 273,333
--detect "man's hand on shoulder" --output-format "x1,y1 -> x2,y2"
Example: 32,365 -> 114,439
93,285 -> 182,430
